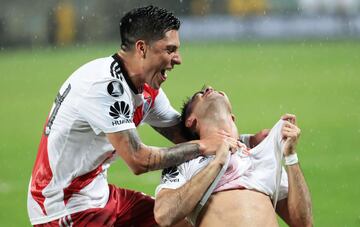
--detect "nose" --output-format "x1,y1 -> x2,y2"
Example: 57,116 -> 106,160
202,86 -> 214,96
204,86 -> 213,93
172,53 -> 182,65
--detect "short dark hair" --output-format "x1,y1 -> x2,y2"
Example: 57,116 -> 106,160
120,5 -> 181,51
180,96 -> 200,140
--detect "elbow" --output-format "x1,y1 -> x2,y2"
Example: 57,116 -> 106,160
291,218 -> 313,227
129,165 -> 147,175
128,153 -> 150,175
289,206 -> 313,227
154,199 -> 174,227
154,211 -> 172,227
296,215 -> 313,227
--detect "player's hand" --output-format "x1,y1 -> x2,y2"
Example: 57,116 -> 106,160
281,113 -> 296,124
281,114 -> 301,156
249,129 -> 270,148
213,142 -> 231,166
199,130 -> 239,156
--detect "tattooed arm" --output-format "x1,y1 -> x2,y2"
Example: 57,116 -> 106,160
106,128 -> 235,175
152,122 -> 188,144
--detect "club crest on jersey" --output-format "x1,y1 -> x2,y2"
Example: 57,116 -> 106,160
142,91 -> 153,115
109,101 -> 132,125
107,81 -> 124,97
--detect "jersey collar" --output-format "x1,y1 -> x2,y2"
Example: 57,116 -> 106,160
112,53 -> 141,94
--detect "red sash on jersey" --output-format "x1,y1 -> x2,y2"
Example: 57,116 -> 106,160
133,84 -> 159,126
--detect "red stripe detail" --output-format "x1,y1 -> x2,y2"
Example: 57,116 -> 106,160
63,164 -> 103,205
133,84 -> 159,126
30,120 -> 53,215
133,107 -> 143,126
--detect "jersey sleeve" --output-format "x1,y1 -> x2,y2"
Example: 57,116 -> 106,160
155,165 -> 187,196
143,88 -> 180,127
78,78 -> 135,134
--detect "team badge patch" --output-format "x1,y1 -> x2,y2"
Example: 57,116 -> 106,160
107,81 -> 124,97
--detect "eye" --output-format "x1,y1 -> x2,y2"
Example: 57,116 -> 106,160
166,46 -> 177,54
192,91 -> 204,99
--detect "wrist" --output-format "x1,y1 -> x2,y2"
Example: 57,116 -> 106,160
211,158 -> 226,169
284,153 -> 298,166
190,140 -> 204,156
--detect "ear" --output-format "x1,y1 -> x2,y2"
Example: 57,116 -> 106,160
185,115 -> 197,129
135,40 -> 147,58
231,114 -> 236,122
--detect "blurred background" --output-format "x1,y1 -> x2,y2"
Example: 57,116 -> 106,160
0,0 -> 359,226
1,0 -> 360,46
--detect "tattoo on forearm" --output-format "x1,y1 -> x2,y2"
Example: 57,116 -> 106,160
127,129 -> 141,152
153,126 -> 177,141
152,124 -> 187,144
147,143 -> 201,171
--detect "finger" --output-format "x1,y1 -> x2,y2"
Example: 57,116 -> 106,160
282,126 -> 296,133
282,126 -> 297,133
224,137 -> 236,147
282,124 -> 300,134
282,131 -> 298,139
237,141 -> 247,149
282,122 -> 298,132
217,130 -> 232,137
283,120 -> 296,127
281,113 -> 296,124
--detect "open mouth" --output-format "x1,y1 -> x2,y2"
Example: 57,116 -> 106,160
160,69 -> 168,81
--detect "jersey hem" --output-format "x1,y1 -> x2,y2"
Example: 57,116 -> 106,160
29,203 -> 106,225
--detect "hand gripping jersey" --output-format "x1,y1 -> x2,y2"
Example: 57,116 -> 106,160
27,54 -> 180,225
156,120 -> 289,202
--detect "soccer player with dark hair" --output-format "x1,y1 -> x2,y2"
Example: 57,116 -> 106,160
155,86 -> 313,227
27,6 -> 241,226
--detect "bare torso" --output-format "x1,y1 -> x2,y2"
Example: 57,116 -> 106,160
197,189 -> 279,227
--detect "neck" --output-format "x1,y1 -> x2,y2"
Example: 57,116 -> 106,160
117,50 -> 145,91
197,114 -> 238,140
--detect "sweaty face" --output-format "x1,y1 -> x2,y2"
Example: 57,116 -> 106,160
188,86 -> 232,119
144,30 -> 182,89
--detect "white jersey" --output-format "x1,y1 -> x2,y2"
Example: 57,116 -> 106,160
156,120 -> 288,201
27,54 -> 180,225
